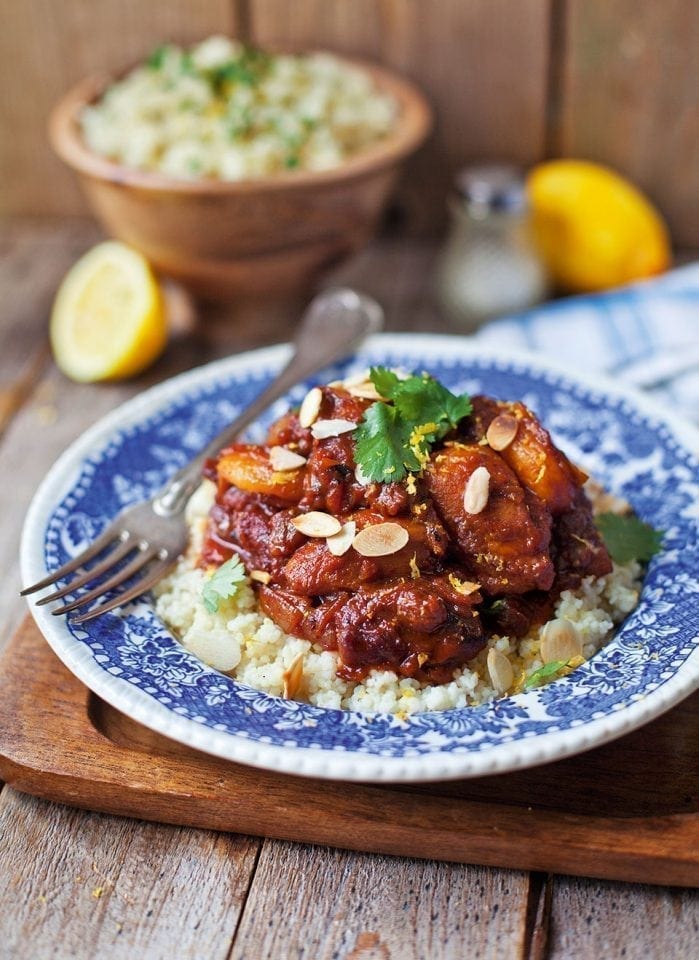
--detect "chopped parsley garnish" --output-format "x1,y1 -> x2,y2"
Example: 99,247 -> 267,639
202,556 -> 247,613
353,367 -> 472,483
208,46 -> 271,93
595,513 -> 663,565
524,659 -> 570,690
146,44 -> 169,70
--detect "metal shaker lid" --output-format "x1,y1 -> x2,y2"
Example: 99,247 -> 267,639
453,164 -> 527,215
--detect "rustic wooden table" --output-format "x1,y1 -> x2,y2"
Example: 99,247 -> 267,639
0,220 -> 697,960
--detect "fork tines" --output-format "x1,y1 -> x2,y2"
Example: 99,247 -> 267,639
22,529 -> 169,623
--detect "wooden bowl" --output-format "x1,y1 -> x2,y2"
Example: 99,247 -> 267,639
49,56 -> 432,300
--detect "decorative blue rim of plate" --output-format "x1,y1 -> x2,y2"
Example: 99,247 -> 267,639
21,336 -> 699,783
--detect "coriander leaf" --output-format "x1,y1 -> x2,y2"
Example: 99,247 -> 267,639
369,366 -> 402,400
393,375 -> 472,430
368,367 -> 472,431
202,556 -> 247,613
355,368 -> 473,484
595,513 -> 663,565
524,659 -> 569,690
353,402 -> 420,483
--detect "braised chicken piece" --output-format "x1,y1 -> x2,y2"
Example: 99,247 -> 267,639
425,443 -> 555,594
464,396 -> 587,514
552,486 -> 613,588
282,508 -> 447,595
200,384 -> 612,685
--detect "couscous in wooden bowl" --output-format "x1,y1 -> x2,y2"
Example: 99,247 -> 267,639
49,54 -> 431,300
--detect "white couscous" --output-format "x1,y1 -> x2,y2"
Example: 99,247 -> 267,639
154,479 -> 642,716
80,36 -> 398,180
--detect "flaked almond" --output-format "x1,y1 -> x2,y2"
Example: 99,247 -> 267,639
250,569 -> 271,585
283,653 -> 305,700
299,387 -> 322,428
540,619 -> 583,664
292,511 -> 342,538
463,466 -> 490,514
352,521 -> 409,557
486,414 -> 519,451
326,520 -> 356,557
487,648 -> 514,694
346,382 -> 384,400
311,418 -> 357,440
341,370 -> 372,387
269,446 -> 307,471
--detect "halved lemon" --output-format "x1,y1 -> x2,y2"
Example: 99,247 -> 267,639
527,160 -> 671,293
50,241 -> 167,382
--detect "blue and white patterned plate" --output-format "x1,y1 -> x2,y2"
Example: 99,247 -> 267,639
21,336 -> 699,782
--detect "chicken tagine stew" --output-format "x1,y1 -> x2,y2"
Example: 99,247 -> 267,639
198,367 -> 614,686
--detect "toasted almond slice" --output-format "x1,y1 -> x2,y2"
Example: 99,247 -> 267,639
341,370 -> 372,387
346,382 -> 384,400
326,520 -> 356,557
311,418 -> 357,440
250,569 -> 271,584
269,446 -> 307,471
352,521 -> 409,557
540,619 -> 583,664
486,414 -> 519,451
463,465 -> 490,514
292,511 -> 342,538
299,387 -> 322,428
283,653 -> 305,700
487,648 -> 514,694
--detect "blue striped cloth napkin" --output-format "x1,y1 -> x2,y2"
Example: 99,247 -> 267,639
473,263 -> 699,422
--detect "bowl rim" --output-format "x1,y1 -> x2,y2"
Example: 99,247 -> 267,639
49,50 -> 433,194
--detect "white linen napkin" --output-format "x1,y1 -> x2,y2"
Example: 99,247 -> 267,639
473,263 -> 699,422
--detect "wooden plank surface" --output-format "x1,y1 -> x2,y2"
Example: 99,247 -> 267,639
0,789 -> 260,960
2,618 -> 697,887
0,0 -> 236,218
231,841 -> 531,960
557,0 -> 699,247
1,220 -> 698,957
548,876 -> 699,960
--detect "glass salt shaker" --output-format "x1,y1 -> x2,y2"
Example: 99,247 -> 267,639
435,164 -> 549,331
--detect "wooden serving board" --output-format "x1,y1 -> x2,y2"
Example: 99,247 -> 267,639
1,616 -> 697,888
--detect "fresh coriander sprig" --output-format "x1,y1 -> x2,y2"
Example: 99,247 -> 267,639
202,556 -> 247,613
594,513 -> 663,565
353,367 -> 472,483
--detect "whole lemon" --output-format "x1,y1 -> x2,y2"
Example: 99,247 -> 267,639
527,160 -> 671,293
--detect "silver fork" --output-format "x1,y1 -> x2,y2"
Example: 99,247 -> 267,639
22,287 -> 383,624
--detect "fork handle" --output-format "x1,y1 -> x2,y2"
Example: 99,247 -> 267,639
152,288 -> 383,518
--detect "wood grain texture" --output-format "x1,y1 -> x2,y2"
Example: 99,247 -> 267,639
250,0 -> 553,232
231,840 -> 530,960
548,875 -> 699,960
0,788 -> 260,960
557,0 -> 699,246
1,618 -> 698,888
0,0 -> 236,217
